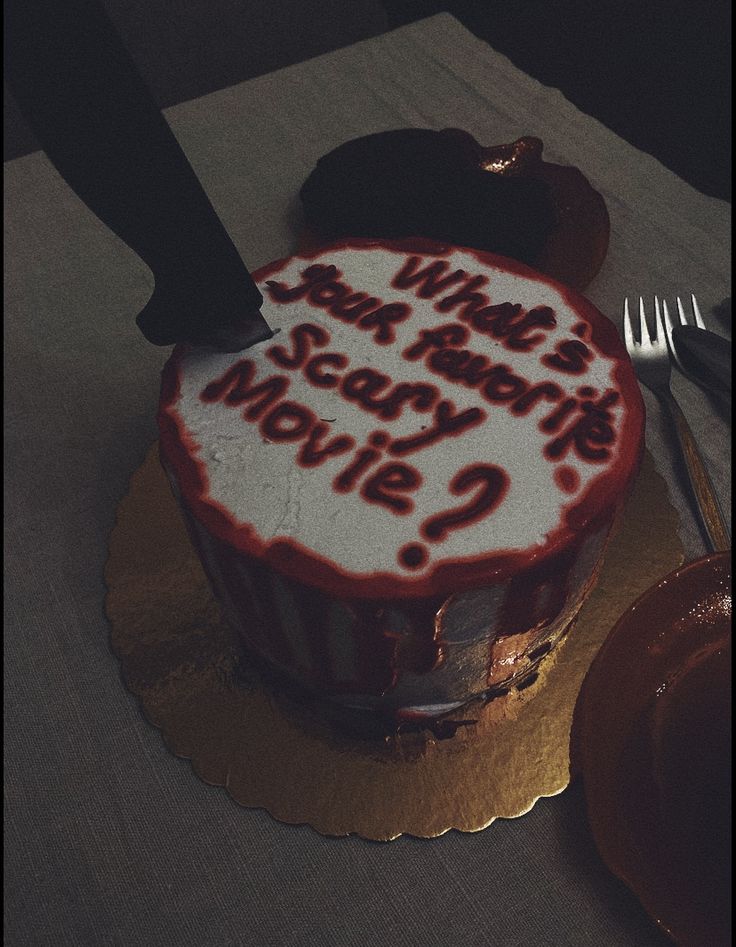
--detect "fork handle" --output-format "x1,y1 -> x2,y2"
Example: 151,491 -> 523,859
665,396 -> 731,552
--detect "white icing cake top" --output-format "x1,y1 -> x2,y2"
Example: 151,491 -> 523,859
160,239 -> 643,598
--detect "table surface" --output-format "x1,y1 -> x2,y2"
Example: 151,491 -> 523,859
4,14 -> 731,947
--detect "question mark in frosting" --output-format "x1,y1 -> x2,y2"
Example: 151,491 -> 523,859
398,463 -> 509,570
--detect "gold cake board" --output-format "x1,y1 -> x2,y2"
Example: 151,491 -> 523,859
105,446 -> 683,840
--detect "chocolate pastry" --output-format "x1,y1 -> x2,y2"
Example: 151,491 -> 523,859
300,129 -> 609,290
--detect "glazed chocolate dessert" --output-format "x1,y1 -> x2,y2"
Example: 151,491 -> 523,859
300,129 -> 610,290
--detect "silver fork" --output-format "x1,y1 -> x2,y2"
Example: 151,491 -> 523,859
623,296 -> 730,553
661,293 -> 706,380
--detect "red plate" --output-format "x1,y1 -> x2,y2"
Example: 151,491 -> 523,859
575,552 -> 732,946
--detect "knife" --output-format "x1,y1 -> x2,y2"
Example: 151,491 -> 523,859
5,0 -> 273,351
671,326 -> 731,394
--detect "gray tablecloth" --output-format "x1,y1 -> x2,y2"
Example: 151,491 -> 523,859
4,14 -> 731,947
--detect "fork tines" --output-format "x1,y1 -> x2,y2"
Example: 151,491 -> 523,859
661,294 -> 707,373
623,296 -> 667,347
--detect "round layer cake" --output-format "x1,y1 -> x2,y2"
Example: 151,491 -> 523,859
158,237 -> 645,721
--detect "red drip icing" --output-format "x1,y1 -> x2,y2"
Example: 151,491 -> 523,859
288,582 -> 336,686
496,545 -> 578,641
393,597 -> 447,675
217,545 -> 295,668
346,602 -> 401,695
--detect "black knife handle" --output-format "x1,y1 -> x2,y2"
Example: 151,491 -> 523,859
4,0 -> 273,350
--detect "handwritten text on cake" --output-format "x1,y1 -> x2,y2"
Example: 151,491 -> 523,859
200,257 -> 621,570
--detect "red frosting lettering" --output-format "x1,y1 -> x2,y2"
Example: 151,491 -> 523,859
541,338 -> 594,374
511,382 -> 564,415
330,293 -> 379,321
261,402 -> 314,441
441,350 -> 495,386
390,400 -> 486,456
267,322 -> 329,369
459,300 -> 556,352
419,268 -> 558,352
297,422 -> 355,467
481,366 -> 528,403
270,260 -> 415,344
430,347 -> 493,386
409,329 -> 573,430
361,462 -> 422,514
333,433 -> 387,493
341,367 -> 391,407
340,370 -> 439,421
370,382 -> 438,420
266,263 -> 337,302
403,323 -> 469,360
436,274 -> 488,314
540,397 -> 578,433
392,256 -> 467,297
503,306 -> 558,351
398,543 -> 428,570
421,464 -> 509,541
201,359 -> 289,420
309,281 -> 348,305
424,344 -> 529,405
427,346 -> 479,379
544,391 -> 620,462
467,301 -> 522,332
357,302 -> 412,344
554,465 -> 580,494
304,352 -> 349,388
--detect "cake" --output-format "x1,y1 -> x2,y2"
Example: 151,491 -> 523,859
158,237 -> 644,723
300,129 -> 610,290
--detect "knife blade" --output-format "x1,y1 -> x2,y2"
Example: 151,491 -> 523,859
671,325 -> 731,394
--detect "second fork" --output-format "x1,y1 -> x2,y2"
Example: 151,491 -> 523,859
623,296 -> 730,553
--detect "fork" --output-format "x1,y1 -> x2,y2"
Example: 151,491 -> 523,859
663,294 -> 731,395
623,297 -> 730,553
661,293 -> 706,380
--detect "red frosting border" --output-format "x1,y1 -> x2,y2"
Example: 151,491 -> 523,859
158,237 -> 645,601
